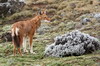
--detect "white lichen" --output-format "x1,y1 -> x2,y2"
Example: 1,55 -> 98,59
44,30 -> 100,57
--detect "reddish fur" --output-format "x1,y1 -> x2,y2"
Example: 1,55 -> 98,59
11,10 -> 50,56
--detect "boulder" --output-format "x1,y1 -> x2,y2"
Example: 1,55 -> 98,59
0,32 -> 12,42
44,30 -> 100,57
0,0 -> 25,18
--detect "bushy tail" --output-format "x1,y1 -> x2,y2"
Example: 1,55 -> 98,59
12,28 -> 20,48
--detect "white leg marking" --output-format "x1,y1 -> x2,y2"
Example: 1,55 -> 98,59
23,37 -> 28,53
30,45 -> 33,53
30,43 -> 36,54
11,28 -> 14,37
15,27 -> 19,36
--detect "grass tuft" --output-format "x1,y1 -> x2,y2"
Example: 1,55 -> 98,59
6,10 -> 33,21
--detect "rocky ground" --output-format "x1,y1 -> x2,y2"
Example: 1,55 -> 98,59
0,0 -> 100,66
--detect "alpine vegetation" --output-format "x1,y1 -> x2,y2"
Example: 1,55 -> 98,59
44,30 -> 100,57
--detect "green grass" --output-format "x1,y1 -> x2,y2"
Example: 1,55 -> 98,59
0,40 -> 100,66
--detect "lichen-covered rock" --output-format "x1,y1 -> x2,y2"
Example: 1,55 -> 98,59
44,30 -> 100,57
0,0 -> 25,18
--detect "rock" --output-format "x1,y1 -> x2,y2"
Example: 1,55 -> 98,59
0,2 -> 11,17
0,0 -> 25,18
94,13 -> 100,22
94,13 -> 100,18
0,32 -> 12,42
44,30 -> 100,57
0,0 -> 7,3
81,18 -> 91,25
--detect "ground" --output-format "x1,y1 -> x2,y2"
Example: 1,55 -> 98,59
0,41 -> 100,66
0,0 -> 100,66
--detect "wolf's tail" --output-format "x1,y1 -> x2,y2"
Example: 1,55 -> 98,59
11,28 -> 20,48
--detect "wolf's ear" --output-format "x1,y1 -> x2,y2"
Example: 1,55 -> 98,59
42,9 -> 47,14
39,10 -> 42,15
38,9 -> 47,15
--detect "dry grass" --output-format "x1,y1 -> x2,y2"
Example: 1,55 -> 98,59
51,15 -> 61,21
6,10 -> 33,21
46,4 -> 58,9
47,9 -> 56,14
58,1 -> 68,10
32,6 -> 40,11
